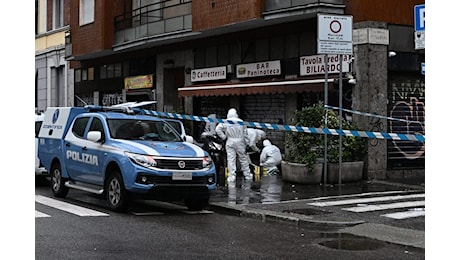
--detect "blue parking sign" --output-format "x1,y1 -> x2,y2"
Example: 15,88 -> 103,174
414,4 -> 425,31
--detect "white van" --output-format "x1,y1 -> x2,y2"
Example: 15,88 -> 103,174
35,112 -> 48,179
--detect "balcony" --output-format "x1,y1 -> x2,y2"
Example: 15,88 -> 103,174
114,0 -> 192,50
264,0 -> 345,20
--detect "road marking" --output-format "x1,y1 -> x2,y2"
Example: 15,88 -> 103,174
308,193 -> 425,207
343,200 -> 425,213
35,210 -> 50,218
130,211 -> 165,216
35,195 -> 109,217
382,209 -> 425,219
182,210 -> 214,215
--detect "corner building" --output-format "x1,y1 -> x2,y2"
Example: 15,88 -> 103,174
65,0 -> 425,181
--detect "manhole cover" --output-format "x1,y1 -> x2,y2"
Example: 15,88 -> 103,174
283,208 -> 331,215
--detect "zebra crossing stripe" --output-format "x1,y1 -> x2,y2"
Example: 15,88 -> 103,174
308,193 -> 425,207
35,195 -> 109,217
382,209 -> 425,219
35,210 -> 50,218
343,200 -> 425,213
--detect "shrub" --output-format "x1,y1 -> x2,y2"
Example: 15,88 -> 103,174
285,102 -> 367,171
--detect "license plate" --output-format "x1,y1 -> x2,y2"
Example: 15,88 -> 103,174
172,172 -> 192,180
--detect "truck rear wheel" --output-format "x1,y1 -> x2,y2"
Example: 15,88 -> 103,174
51,162 -> 69,198
105,171 -> 129,212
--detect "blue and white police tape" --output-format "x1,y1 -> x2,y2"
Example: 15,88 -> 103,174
325,105 -> 425,125
140,109 -> 425,143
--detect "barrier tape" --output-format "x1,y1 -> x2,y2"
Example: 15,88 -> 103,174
325,105 -> 425,125
139,109 -> 425,143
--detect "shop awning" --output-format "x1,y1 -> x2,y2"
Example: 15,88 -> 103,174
178,78 -> 335,97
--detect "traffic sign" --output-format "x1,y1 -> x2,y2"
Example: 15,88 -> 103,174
414,4 -> 425,32
317,14 -> 353,55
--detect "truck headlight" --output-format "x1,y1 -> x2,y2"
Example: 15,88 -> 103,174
203,155 -> 213,168
126,152 -> 157,168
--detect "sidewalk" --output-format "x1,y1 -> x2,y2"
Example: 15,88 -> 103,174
208,174 -> 425,248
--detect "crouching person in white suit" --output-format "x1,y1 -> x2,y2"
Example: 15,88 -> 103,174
259,139 -> 282,175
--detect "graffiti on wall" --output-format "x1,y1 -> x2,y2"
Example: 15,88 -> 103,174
388,78 -> 425,168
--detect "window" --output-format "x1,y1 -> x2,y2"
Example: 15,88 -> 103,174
89,118 -> 105,140
82,69 -> 88,81
72,117 -> 90,138
75,69 -> 81,82
53,0 -> 64,29
88,67 -> 94,80
80,0 -> 94,26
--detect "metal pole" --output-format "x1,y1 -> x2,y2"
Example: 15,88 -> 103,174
339,55 -> 343,185
323,54 -> 328,185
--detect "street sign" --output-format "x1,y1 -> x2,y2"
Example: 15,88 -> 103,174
414,31 -> 425,50
414,4 -> 425,32
421,62 -> 425,75
317,14 -> 353,55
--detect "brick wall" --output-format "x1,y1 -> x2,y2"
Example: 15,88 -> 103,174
192,0 -> 263,31
70,0 -> 115,57
345,0 -> 423,25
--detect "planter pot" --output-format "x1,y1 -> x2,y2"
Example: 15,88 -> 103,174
326,161 -> 364,184
281,161 -> 323,184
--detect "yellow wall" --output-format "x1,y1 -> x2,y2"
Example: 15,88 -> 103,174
35,31 -> 66,52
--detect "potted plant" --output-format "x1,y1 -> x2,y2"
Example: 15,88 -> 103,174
282,102 -> 367,184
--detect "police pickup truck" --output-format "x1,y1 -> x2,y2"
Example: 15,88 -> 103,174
37,104 -> 216,212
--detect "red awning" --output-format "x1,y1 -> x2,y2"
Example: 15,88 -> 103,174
178,78 -> 335,97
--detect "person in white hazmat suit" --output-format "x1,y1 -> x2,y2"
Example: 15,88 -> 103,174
216,108 -> 252,182
259,139 -> 282,175
247,128 -> 266,152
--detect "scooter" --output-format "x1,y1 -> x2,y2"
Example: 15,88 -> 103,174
198,114 -> 226,186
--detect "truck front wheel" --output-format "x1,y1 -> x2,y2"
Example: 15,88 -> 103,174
105,171 -> 129,212
51,162 -> 69,198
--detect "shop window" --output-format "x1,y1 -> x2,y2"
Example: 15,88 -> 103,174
218,45 -> 229,66
114,63 -> 122,77
82,69 -> 88,81
100,65 -> 107,79
107,64 -> 114,78
205,46 -> 218,67
88,67 -> 94,80
123,61 -> 130,77
270,36 -> 283,59
255,38 -> 269,61
75,69 -> 81,82
285,33 -> 299,58
241,41 -> 255,63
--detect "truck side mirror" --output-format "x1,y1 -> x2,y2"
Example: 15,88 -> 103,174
87,131 -> 102,142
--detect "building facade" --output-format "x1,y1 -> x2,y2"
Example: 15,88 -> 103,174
59,0 -> 425,181
35,0 -> 74,112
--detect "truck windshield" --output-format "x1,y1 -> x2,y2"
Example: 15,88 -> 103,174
108,119 -> 182,142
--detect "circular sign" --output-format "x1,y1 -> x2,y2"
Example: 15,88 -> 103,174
330,20 -> 342,33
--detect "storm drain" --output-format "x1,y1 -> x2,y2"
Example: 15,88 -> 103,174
282,208 -> 332,215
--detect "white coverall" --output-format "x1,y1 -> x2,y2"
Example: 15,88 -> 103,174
216,108 -> 252,182
247,128 -> 266,152
259,139 -> 282,174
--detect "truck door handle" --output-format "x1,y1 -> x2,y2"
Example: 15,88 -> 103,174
65,143 -> 71,147
82,146 -> 88,151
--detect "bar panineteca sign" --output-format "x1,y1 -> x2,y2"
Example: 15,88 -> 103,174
236,60 -> 281,79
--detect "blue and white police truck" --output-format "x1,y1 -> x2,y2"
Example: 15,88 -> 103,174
37,104 -> 217,212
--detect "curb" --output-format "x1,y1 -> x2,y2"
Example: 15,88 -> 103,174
209,202 -> 365,228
